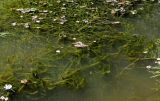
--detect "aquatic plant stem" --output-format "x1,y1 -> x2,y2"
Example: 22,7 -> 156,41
116,58 -> 139,78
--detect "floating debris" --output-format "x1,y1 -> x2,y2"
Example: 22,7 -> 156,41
73,41 -> 88,48
20,79 -> 28,84
16,8 -> 37,14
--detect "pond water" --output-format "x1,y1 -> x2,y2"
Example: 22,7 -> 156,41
1,1 -> 160,101
12,4 -> 160,101
45,70 -> 158,101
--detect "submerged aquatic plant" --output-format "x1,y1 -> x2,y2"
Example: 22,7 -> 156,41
0,0 -> 159,100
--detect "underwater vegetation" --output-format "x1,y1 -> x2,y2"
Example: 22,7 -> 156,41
0,0 -> 160,101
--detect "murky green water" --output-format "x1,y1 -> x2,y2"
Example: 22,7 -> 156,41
10,5 -> 160,101
49,6 -> 160,101
45,70 -> 158,101
0,1 -> 160,101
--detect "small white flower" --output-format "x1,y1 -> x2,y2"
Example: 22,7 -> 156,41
4,84 -> 12,90
120,7 -> 125,13
32,15 -> 38,21
130,10 -> 137,15
0,96 -> 8,101
20,15 -> 23,18
38,17 -> 44,20
82,19 -> 89,23
57,0 -> 61,3
49,11 -> 53,13
66,0 -> 74,2
111,21 -> 120,24
24,23 -> 29,28
106,0 -> 117,3
74,14 -> 77,17
139,7 -> 144,10
79,5 -> 87,8
76,20 -> 80,23
35,27 -> 41,29
73,41 -> 88,48
11,22 -> 17,26
61,15 -> 66,19
53,18 -> 57,21
157,58 -> 160,61
30,8 -> 37,12
56,50 -> 61,53
36,20 -> 41,23
73,38 -> 76,40
143,51 -> 148,54
59,19 -> 67,24
59,21 -> 65,24
43,10 -> 48,13
61,7 -> 66,10
155,61 -> 160,64
146,65 -> 152,69
4,97 -> 8,101
0,96 -> 5,100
